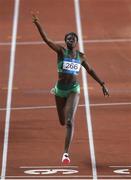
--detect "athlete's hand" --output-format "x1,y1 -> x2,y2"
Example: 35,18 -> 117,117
102,84 -> 109,97
32,14 -> 39,24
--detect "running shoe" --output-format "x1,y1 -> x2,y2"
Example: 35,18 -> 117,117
62,153 -> 70,165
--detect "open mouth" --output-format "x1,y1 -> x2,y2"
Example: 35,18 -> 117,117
67,41 -> 73,46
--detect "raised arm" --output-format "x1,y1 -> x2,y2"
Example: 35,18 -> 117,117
81,54 -> 109,96
32,14 -> 62,53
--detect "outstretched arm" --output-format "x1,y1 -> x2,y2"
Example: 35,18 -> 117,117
32,14 -> 62,53
81,54 -> 109,96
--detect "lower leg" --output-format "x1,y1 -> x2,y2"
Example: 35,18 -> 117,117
64,93 -> 79,154
64,120 -> 74,153
62,118 -> 73,164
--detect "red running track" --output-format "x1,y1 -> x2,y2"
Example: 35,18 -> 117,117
0,0 -> 131,179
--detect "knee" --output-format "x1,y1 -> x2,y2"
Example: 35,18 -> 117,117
60,121 -> 65,126
58,114 -> 65,126
66,120 -> 73,129
59,116 -> 65,126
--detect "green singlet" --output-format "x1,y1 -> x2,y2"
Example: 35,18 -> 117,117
51,49 -> 82,98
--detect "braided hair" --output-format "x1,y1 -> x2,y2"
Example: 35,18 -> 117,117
64,32 -> 78,42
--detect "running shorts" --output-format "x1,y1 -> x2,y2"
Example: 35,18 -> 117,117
51,81 -> 80,98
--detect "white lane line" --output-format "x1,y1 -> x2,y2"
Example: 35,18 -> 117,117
1,179 -> 131,180
20,166 -> 79,168
0,179 -> 93,180
1,38 -> 131,46
74,0 -> 97,179
110,166 -> 131,167
0,179 -> 88,180
1,0 -> 20,179
0,101 -> 131,111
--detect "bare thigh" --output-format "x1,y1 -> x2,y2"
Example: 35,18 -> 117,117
65,92 -> 80,124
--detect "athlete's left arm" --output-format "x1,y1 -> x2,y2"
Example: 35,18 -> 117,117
81,54 -> 109,96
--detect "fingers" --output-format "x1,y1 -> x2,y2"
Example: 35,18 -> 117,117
102,86 -> 109,97
31,11 -> 39,22
104,91 -> 109,97
30,10 -> 39,16
30,11 -> 36,18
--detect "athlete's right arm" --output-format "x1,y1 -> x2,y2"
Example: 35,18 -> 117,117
32,14 -> 62,53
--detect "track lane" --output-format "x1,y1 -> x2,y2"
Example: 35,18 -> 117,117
0,0 -> 15,176
80,0 -> 131,178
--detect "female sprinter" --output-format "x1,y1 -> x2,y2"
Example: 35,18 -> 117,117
32,14 -> 109,165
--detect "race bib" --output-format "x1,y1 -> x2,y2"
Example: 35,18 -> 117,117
63,58 -> 81,75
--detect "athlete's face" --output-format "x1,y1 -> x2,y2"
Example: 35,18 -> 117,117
66,34 -> 77,49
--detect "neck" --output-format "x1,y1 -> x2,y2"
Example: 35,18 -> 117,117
67,47 -> 76,51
